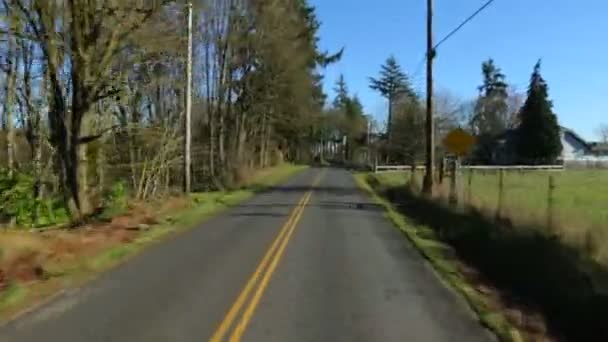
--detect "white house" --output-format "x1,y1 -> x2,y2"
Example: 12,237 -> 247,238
491,126 -> 608,166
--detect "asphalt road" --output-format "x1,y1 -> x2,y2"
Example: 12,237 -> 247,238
0,168 -> 493,342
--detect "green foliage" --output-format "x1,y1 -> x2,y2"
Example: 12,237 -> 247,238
326,76 -> 368,161
470,59 -> 510,163
0,169 -> 66,227
0,170 -> 34,225
471,59 -> 509,135
369,55 -> 416,161
369,56 -> 414,101
517,61 -> 562,164
100,181 -> 129,219
332,74 -> 350,109
391,98 -> 425,163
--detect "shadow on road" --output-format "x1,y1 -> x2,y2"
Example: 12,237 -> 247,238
254,185 -> 362,197
229,201 -> 384,218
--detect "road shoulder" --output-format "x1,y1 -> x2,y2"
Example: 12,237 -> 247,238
354,172 -> 522,342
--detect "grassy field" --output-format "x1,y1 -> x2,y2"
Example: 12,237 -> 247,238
375,169 -> 608,222
376,169 -> 608,263
464,170 -> 608,228
0,163 -> 307,322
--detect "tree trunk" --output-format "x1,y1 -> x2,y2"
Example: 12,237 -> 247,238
97,144 -> 105,194
259,113 -> 267,168
64,75 -> 92,221
205,38 -> 215,178
387,96 -> 393,141
95,104 -> 106,195
5,36 -> 16,177
218,107 -> 226,172
32,81 -> 43,222
235,113 -> 247,168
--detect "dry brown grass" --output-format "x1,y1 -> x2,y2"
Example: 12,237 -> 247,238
0,196 -> 188,301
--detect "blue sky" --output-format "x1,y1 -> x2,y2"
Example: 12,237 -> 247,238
311,0 -> 607,140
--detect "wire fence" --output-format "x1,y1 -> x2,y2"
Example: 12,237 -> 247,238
394,164 -> 608,258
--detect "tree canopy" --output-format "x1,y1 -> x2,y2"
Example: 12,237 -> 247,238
0,0 -> 340,224
517,60 -> 562,164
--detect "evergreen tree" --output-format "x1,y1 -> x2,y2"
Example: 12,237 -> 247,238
471,58 -> 509,135
327,75 -> 367,161
343,95 -> 367,160
517,60 -> 562,164
333,74 -> 349,109
470,59 -> 509,163
392,97 -> 425,165
369,56 -> 413,143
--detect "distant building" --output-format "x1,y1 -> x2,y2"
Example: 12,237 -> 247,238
490,126 -> 608,166
589,142 -> 608,157
560,127 -> 592,160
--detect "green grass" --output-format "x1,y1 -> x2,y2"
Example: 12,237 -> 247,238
0,284 -> 27,313
464,169 -> 608,228
376,170 -> 608,263
354,173 -> 522,342
373,170 -> 608,223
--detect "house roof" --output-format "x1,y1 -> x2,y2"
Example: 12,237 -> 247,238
560,126 -> 591,149
491,126 -> 593,150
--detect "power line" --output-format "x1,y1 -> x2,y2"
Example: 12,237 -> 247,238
411,0 -> 496,90
434,0 -> 497,50
411,55 -> 427,80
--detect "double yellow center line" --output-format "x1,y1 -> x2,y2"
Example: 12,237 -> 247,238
210,171 -> 324,342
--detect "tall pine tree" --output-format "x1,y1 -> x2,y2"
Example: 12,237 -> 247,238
470,58 -> 509,163
333,74 -> 350,109
472,59 -> 509,135
369,56 -> 413,144
517,60 -> 562,164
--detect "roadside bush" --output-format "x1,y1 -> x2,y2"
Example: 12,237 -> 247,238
0,170 -> 34,225
100,181 -> 129,219
0,169 -> 66,227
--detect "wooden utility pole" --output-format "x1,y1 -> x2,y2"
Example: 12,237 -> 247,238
422,0 -> 435,195
184,1 -> 193,194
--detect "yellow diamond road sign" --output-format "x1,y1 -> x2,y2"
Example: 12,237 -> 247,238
443,128 -> 476,156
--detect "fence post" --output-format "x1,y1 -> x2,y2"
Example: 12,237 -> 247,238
547,175 -> 556,233
409,164 -> 417,191
449,158 -> 459,205
466,169 -> 473,205
373,153 -> 378,173
439,157 -> 445,184
496,169 -> 505,220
